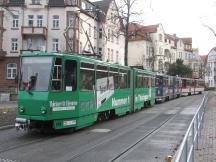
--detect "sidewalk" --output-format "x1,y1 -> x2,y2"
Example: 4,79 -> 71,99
0,101 -> 17,128
195,91 -> 216,162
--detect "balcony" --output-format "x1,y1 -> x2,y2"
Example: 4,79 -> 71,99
21,26 -> 47,39
0,50 -> 6,60
20,49 -> 40,54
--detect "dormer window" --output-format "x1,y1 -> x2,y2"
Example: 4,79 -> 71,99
32,0 -> 40,5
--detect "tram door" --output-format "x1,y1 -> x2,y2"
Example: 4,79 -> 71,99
79,62 -> 96,115
63,59 -> 78,118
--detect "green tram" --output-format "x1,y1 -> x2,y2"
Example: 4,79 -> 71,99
15,52 -> 155,130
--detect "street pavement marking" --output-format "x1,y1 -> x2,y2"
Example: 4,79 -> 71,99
91,129 -> 111,133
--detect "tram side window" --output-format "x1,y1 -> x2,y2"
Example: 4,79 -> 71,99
143,77 -> 149,88
164,78 -> 168,87
127,70 -> 130,88
51,58 -> 62,91
156,77 -> 162,87
65,60 -> 77,91
182,80 -> 187,87
109,67 -> 119,89
151,77 -> 155,87
136,74 -> 143,88
80,62 -> 94,91
119,69 -> 127,89
96,65 -> 108,90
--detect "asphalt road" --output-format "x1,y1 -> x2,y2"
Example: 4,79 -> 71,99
0,94 -> 205,162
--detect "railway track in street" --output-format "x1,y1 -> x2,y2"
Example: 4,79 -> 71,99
0,94 -> 205,162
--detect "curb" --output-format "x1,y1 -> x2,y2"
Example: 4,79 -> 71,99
0,125 -> 14,130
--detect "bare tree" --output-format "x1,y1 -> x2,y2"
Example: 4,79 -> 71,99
117,0 -> 143,66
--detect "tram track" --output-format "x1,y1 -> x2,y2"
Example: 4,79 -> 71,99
109,104 -> 185,162
0,94 -> 204,162
66,96 -> 198,162
0,97 -> 183,154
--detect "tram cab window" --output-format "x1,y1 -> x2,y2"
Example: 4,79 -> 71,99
51,58 -> 62,91
80,62 -> 94,91
65,60 -> 77,91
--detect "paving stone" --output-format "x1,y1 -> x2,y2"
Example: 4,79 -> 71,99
195,92 -> 216,162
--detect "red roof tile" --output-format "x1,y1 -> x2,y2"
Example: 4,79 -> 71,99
128,23 -> 159,42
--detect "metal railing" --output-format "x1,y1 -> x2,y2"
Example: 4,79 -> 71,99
172,94 -> 208,162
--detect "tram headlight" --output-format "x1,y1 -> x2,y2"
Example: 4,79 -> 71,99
40,107 -> 47,114
19,106 -> 25,113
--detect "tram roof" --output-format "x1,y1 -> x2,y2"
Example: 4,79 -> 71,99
20,52 -> 155,75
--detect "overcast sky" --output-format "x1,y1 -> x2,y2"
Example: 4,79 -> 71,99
140,0 -> 216,55
92,0 -> 216,55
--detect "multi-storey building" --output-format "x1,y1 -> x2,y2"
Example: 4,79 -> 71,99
206,47 -> 216,87
128,23 -> 168,73
181,37 -> 193,65
128,23 -> 204,76
0,0 -> 125,95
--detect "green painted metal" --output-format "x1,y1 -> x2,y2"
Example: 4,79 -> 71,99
17,52 -> 156,130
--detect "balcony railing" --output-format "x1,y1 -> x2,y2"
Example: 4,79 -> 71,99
21,26 -> 47,39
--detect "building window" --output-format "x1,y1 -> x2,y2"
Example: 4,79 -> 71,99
108,29 -> 110,41
80,20 -> 83,34
12,15 -> 19,28
81,2 -> 86,9
53,15 -> 59,29
11,38 -> 18,52
52,39 -> 59,52
99,28 -> 102,39
88,24 -> 91,37
111,49 -> 113,62
32,0 -> 40,5
111,30 -> 114,42
116,51 -> 119,63
80,42 -> 82,53
159,34 -> 163,42
28,15 -> 34,27
67,0 -> 77,6
94,26 -> 97,39
98,48 -> 102,55
107,48 -> 110,61
7,63 -> 17,79
116,35 -> 119,44
37,15 -> 43,27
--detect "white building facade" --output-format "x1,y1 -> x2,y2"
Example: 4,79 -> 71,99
0,0 -> 125,93
206,47 -> 216,87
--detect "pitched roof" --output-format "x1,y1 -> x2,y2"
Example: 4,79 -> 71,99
165,33 -> 178,41
93,0 -> 112,14
181,37 -> 192,44
128,23 -> 156,42
200,55 -> 208,65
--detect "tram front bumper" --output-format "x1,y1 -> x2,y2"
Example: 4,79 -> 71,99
15,118 -> 30,130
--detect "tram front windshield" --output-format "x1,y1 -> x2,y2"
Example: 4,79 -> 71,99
19,57 -> 53,92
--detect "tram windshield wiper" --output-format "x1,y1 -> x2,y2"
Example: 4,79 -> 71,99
28,73 -> 38,94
